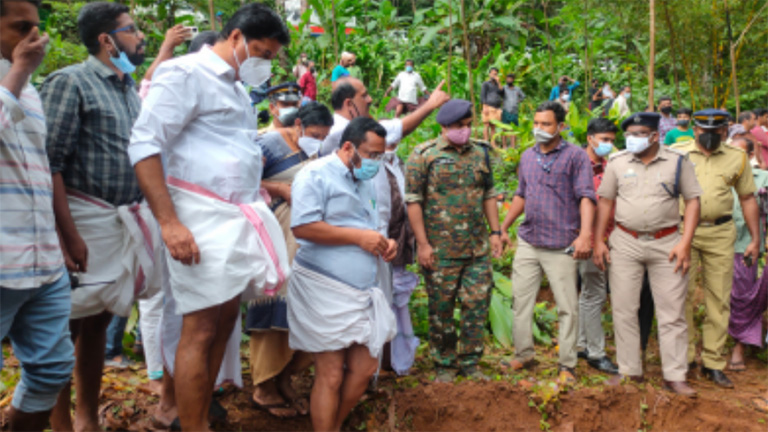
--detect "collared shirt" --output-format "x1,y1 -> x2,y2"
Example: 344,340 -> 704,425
391,71 -> 427,105
128,46 -> 263,204
590,155 -> 615,241
319,113 -> 402,157
298,70 -> 316,100
598,146 -> 702,233
481,80 -> 504,108
405,137 -> 497,259
0,68 -> 65,289
658,114 -> 677,143
733,168 -> 768,253
613,95 -> 630,117
291,153 -> 378,290
502,85 -> 525,114
671,140 -> 755,221
41,56 -> 142,206
515,139 -> 596,249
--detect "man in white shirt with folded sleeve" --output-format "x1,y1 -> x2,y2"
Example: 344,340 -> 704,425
127,4 -> 291,430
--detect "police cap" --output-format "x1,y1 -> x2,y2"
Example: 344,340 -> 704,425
693,108 -> 730,129
267,82 -> 302,102
620,112 -> 661,131
436,99 -> 473,126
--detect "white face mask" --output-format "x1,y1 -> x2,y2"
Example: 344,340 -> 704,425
561,93 -> 571,102
234,39 -> 271,87
625,135 -> 650,154
298,135 -> 322,156
533,128 -> 556,145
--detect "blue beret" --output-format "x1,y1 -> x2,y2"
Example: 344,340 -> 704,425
693,108 -> 730,129
267,82 -> 302,102
436,99 -> 472,126
620,112 -> 661,131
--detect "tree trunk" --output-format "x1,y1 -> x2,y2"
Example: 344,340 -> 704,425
584,0 -> 590,97
647,0 -> 656,112
725,0 -> 738,116
662,0 -> 681,103
331,0 -> 339,61
208,0 -> 216,31
411,0 -> 417,16
543,0 -> 555,84
447,0 -> 454,93
459,0 -> 476,135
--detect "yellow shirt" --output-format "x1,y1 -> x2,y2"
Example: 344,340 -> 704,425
671,141 -> 755,221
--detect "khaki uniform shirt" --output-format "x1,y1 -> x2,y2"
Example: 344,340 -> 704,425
671,141 -> 755,221
405,137 -> 497,259
597,145 -> 702,232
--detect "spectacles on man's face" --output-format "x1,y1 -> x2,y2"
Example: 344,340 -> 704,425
356,148 -> 384,161
624,131 -> 653,138
110,24 -> 140,35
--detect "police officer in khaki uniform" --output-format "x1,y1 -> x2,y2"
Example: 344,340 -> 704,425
671,109 -> 760,388
594,112 -> 702,396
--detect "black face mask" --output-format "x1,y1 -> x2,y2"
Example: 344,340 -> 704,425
661,106 -> 673,115
677,119 -> 690,127
699,131 -> 722,151
507,81 -> 514,86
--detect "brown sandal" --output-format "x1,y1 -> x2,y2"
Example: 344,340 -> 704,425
727,361 -> 746,372
505,358 -> 537,371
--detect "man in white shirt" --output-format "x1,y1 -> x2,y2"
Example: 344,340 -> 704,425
612,85 -> 632,118
384,59 -> 428,117
128,4 -> 291,430
0,1 -> 75,430
319,76 -> 449,157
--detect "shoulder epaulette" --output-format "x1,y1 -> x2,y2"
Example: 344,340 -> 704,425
608,150 -> 631,161
414,140 -> 438,154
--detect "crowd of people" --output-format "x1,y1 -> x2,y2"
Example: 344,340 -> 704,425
2,0 -> 768,431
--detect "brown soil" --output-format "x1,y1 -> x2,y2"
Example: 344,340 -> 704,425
3,340 -> 766,432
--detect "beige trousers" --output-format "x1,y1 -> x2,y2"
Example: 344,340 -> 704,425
686,222 -> 737,370
512,238 -> 579,368
609,228 -> 688,381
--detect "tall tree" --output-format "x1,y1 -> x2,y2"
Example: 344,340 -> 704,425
647,0 -> 656,111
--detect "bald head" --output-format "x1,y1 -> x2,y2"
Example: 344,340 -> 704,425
340,51 -> 355,67
331,76 -> 372,120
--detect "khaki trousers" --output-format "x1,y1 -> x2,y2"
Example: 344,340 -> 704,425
686,222 -> 737,370
512,238 -> 579,368
609,229 -> 688,381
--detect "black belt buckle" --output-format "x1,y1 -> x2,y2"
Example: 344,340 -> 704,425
713,215 -> 733,226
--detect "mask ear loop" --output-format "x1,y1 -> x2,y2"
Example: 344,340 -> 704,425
107,35 -> 122,58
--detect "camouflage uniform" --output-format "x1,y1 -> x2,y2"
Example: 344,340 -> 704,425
405,136 -> 496,371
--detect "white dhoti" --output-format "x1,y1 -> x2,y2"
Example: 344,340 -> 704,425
67,190 -> 162,319
165,177 -> 290,314
287,262 -> 396,358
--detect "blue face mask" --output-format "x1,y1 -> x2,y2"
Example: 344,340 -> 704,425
594,141 -> 613,157
352,151 -> 381,180
405,65 -> 414,72
108,37 -> 136,74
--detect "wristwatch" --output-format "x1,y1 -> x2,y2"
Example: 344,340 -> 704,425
490,230 -> 502,237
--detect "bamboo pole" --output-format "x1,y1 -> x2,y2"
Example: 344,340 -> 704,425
543,0 -> 555,84
648,0 -> 656,112
662,0 -> 682,103
447,0 -> 454,93
331,0 -> 339,61
459,0 -> 476,136
728,0 -> 768,115
584,0 -> 590,97
208,0 -> 216,31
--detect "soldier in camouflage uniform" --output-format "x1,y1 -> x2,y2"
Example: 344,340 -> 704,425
405,99 -> 503,381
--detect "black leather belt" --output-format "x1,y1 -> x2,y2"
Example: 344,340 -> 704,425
698,215 -> 733,227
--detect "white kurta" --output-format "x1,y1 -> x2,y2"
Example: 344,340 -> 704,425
128,46 -> 289,314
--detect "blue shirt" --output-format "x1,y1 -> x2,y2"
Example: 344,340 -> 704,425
331,65 -> 350,82
549,81 -> 580,101
291,154 -> 378,289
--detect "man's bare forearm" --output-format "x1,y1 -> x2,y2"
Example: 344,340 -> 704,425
482,198 -> 500,231
594,197 -> 614,242
579,197 -> 596,237
133,155 -> 179,226
500,195 -> 525,232
680,197 -> 700,245
292,221 -> 365,246
51,173 -> 80,241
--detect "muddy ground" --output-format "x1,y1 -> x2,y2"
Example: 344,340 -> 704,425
2,287 -> 767,432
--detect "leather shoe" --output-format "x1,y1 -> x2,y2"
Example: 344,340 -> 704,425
663,380 -> 697,397
605,374 -> 644,386
577,350 -> 589,360
587,357 -> 619,375
701,367 -> 734,388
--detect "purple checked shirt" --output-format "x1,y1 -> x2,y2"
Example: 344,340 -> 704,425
515,140 -> 596,249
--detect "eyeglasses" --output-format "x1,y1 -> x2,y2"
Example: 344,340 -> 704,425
356,149 -> 384,161
624,132 -> 653,138
110,24 -> 140,35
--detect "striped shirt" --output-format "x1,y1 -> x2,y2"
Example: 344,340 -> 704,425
41,56 -> 142,206
0,72 -> 65,289
515,139 -> 596,249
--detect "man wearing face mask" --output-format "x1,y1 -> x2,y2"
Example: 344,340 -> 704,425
384,59 -> 428,118
319,76 -> 449,157
576,118 -> 620,375
40,3 -> 154,430
405,99 -> 502,382
129,4 -> 292,430
593,112 -> 702,396
664,107 -> 695,145
657,96 -> 676,143
288,117 -> 397,431
500,101 -> 595,384
671,109 -> 760,389
260,82 -> 301,134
